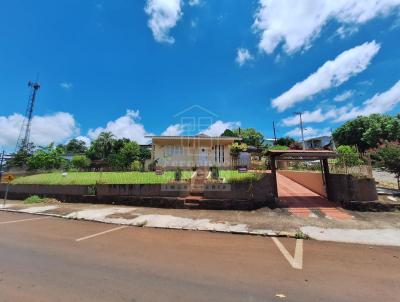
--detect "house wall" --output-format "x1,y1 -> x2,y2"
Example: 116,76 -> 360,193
153,140 -> 233,168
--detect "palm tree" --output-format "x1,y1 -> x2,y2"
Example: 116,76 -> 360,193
96,132 -> 115,159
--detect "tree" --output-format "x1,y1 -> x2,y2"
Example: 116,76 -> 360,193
336,145 -> 363,167
229,142 -> 248,157
96,132 -> 115,159
333,114 -> 400,151
232,128 -> 264,147
107,141 -> 141,170
71,155 -> 91,170
376,141 -> 400,189
275,136 -> 295,147
65,139 -> 87,154
27,144 -> 65,170
8,143 -> 35,168
221,129 -> 237,137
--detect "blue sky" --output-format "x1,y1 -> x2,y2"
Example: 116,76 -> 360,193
1,0 -> 400,150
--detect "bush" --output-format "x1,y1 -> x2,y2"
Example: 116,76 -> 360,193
210,166 -> 219,180
376,141 -> 400,189
72,155 -> 91,170
230,142 -> 248,157
174,167 -> 183,181
24,195 -> 43,204
336,145 -> 363,167
131,160 -> 142,171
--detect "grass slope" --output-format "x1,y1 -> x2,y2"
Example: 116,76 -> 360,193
12,171 -> 192,185
219,170 -> 262,183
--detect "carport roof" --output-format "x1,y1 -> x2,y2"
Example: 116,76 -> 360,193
267,149 -> 337,160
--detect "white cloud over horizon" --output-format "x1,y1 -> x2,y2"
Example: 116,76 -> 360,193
253,0 -> 400,55
87,110 -> 153,144
285,126 -> 331,139
161,124 -> 185,136
145,0 -> 183,44
271,41 -> 380,112
60,82 -> 73,90
201,120 -> 241,136
235,48 -> 253,66
0,112 -> 79,149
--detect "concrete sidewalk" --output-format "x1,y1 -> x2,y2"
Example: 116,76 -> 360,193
1,200 -> 400,246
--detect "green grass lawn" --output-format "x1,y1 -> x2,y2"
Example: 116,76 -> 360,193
219,170 -> 262,183
12,171 -> 193,185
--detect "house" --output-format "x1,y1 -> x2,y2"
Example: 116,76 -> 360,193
148,134 -> 241,169
304,136 -> 333,150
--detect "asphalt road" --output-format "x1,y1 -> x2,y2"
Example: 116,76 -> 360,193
0,211 -> 399,302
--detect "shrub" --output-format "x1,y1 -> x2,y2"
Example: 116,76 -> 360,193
336,145 -> 363,167
72,155 -> 91,170
174,167 -> 182,181
131,160 -> 142,171
376,141 -> 400,189
210,166 -> 219,180
230,142 -> 248,157
24,195 -> 43,204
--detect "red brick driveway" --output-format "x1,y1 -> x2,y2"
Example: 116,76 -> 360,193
277,173 -> 352,220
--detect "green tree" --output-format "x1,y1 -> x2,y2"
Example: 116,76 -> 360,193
377,141 -> 400,189
275,136 -> 295,147
120,141 -> 141,167
221,129 -> 237,137
8,143 -> 35,168
96,132 -> 115,159
232,128 -> 264,147
229,142 -> 248,157
71,155 -> 91,170
65,139 -> 88,154
333,114 -> 400,151
27,144 -> 65,170
336,145 -> 363,167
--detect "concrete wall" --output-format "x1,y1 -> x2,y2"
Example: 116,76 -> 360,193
278,170 -> 327,197
327,174 -> 378,203
203,174 -> 276,202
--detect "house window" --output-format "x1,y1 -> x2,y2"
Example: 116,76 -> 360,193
214,145 -> 225,163
164,145 -> 183,157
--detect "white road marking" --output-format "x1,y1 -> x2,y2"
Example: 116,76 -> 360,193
0,217 -> 50,225
271,237 -> 303,269
76,226 -> 128,242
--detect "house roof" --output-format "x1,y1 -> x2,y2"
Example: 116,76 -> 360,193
267,149 -> 337,160
304,135 -> 332,142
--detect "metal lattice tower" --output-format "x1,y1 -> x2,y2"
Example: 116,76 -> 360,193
15,81 -> 40,152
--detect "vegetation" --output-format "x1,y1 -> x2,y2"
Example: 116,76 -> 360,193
210,165 -> 219,180
275,136 -> 295,147
27,144 -> 66,170
333,114 -> 400,151
12,171 -> 192,185
336,145 -> 363,167
71,155 -> 91,170
24,195 -> 43,204
229,142 -> 248,156
232,128 -> 265,148
220,170 -> 262,183
375,141 -> 400,189
174,167 -> 183,181
59,138 -> 87,154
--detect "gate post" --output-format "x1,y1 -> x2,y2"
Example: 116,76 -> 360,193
322,158 -> 332,201
270,155 -> 278,197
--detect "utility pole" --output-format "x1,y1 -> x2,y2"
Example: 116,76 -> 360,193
272,121 -> 277,144
0,150 -> 4,180
294,112 -> 305,149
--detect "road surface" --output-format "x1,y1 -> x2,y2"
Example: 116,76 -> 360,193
0,211 -> 399,302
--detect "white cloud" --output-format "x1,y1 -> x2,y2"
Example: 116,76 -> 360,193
282,105 -> 353,126
0,112 -> 79,149
161,124 -> 185,136
271,41 -> 380,112
235,48 -> 254,66
253,0 -> 400,54
335,80 -> 400,122
144,0 -> 183,44
334,90 -> 354,102
201,120 -> 241,136
285,126 -> 330,139
75,136 -> 91,146
60,82 -> 73,90
188,0 -> 201,6
87,110 -> 153,144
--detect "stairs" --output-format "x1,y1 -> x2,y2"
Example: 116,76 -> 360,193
190,168 -> 207,197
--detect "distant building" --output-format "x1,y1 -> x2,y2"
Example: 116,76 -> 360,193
304,136 -> 332,150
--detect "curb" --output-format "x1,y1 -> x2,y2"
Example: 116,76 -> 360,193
0,207 -> 297,239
